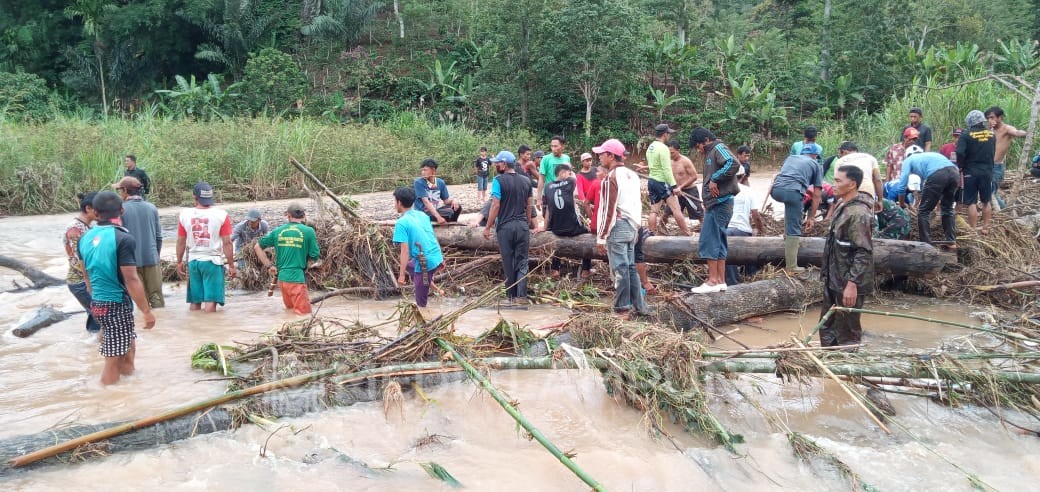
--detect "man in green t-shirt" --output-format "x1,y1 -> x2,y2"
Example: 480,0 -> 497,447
254,203 -> 321,315
646,124 -> 691,236
537,135 -> 571,206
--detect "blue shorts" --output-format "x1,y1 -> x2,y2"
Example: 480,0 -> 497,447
961,172 -> 992,206
187,260 -> 226,305
699,201 -> 734,260
647,179 -> 671,204
477,174 -> 489,191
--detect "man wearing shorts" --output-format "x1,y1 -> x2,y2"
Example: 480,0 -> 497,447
690,127 -> 740,293
255,203 -> 321,315
176,182 -> 235,312
659,140 -> 702,226
79,191 -> 156,385
956,110 -> 996,234
114,176 -> 164,308
646,124 -> 692,236
986,106 -> 1027,209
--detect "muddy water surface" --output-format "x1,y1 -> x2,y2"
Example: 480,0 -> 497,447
2,202 -> 1039,491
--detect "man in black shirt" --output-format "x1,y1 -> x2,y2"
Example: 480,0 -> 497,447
956,109 -> 996,234
483,150 -> 535,303
474,146 -> 491,203
538,163 -> 592,278
124,154 -> 152,198
901,107 -> 934,151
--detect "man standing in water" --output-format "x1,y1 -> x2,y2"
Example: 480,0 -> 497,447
393,187 -> 444,307
483,150 -> 535,304
114,176 -> 164,308
65,192 -> 100,333
595,138 -> 649,318
689,127 -> 740,293
819,166 -> 874,348
123,155 -> 151,198
79,191 -> 156,384
646,124 -> 692,236
231,209 -> 270,269
986,106 -> 1027,209
255,203 -> 321,315
176,182 -> 235,312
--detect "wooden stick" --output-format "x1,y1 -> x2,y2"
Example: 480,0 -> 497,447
793,337 -> 891,434
267,273 -> 278,297
288,156 -> 359,219
970,280 -> 1040,292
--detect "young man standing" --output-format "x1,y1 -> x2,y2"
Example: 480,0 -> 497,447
483,150 -> 535,303
595,138 -> 649,318
725,166 -> 763,286
176,182 -> 235,312
897,146 -> 960,245
393,187 -> 444,307
474,146 -> 491,204
956,110 -> 997,235
902,107 -> 933,151
79,191 -> 156,385
790,126 -> 822,162
770,144 -> 824,272
690,128 -> 740,293
986,106 -> 1028,209
123,155 -> 152,198
65,192 -> 100,333
646,124 -> 692,236
414,158 -> 461,225
574,151 -> 598,215
538,136 -> 571,204
254,203 -> 321,315
819,166 -> 874,348
538,163 -> 591,278
114,176 -> 164,308
231,208 -> 270,269
661,140 -> 702,225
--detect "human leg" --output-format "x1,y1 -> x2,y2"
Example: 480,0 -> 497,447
198,261 -> 226,311
976,173 -> 993,233
725,228 -> 750,285
283,282 -> 312,314
137,264 -> 165,308
818,287 -> 840,347
834,294 -> 864,346
496,225 -> 518,299
938,169 -> 959,242
916,175 -> 944,244
68,282 -> 100,332
606,221 -> 636,312
411,260 -> 431,307
120,339 -> 136,375
992,163 -> 1005,209
92,298 -> 137,384
773,188 -> 805,271
962,174 -> 982,229
512,223 -> 530,298
664,194 -> 691,235
187,260 -> 204,310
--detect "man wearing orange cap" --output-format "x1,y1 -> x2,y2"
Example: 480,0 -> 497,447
885,127 -> 918,182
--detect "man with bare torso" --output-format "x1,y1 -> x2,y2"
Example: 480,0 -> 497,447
986,106 -> 1027,209
660,140 -> 703,229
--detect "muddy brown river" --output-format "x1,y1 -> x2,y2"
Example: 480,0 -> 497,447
2,200 -> 1039,491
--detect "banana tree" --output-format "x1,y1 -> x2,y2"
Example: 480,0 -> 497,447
644,85 -> 684,121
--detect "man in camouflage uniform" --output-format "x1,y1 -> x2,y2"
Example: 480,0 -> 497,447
820,165 -> 875,348
874,198 -> 910,240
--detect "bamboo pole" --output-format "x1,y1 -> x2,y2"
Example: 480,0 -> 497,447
793,338 -> 891,434
435,339 -> 606,492
830,306 -> 1038,343
288,156 -> 360,219
7,366 -> 340,468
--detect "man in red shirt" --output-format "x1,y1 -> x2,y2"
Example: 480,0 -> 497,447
939,128 -> 961,162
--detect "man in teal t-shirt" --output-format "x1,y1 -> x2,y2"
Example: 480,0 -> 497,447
254,203 -> 320,315
537,135 -> 571,206
646,124 -> 691,236
393,186 -> 445,307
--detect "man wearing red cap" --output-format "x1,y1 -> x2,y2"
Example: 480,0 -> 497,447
595,138 -> 648,318
885,127 -> 918,182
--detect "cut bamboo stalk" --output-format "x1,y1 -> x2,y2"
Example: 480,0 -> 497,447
793,337 -> 892,434
435,339 -> 606,492
830,306 -> 1038,343
289,156 -> 360,219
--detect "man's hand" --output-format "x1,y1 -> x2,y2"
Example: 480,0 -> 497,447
226,264 -> 237,278
483,228 -> 493,240
874,200 -> 883,213
842,282 -> 858,307
142,310 -> 156,329
671,187 -> 681,196
708,181 -> 720,197
398,273 -> 408,286
268,265 -> 277,275
595,243 -> 607,255
435,215 -> 447,225
803,218 -> 816,233
176,261 -> 187,277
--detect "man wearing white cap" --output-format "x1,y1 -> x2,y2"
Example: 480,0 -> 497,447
595,138 -> 649,319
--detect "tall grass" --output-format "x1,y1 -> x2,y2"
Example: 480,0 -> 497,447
0,114 -> 533,215
815,79 -> 1032,173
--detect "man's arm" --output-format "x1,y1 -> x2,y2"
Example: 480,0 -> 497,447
872,168 -> 884,211
805,188 -> 822,229
175,236 -> 187,276
483,199 -> 501,239
677,159 -> 698,189
599,174 -> 619,242
153,208 -> 162,255
397,242 -> 410,285
894,159 -> 914,206
1006,124 -> 1028,138
221,234 -> 236,277
843,212 -> 875,306
141,170 -> 151,195
750,210 -> 764,234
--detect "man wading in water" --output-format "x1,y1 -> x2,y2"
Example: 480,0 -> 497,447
79,191 -> 156,384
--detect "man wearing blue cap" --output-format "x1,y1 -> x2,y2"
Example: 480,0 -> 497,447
483,150 -> 535,304
770,144 -> 824,272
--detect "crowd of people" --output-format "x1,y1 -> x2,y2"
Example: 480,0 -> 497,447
62,103 -> 1035,383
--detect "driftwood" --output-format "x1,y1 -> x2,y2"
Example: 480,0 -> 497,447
11,306 -> 74,338
426,227 -> 954,276
661,274 -> 824,329
0,255 -> 65,289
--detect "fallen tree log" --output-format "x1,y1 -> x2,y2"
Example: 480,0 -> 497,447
426,227 -> 954,276
11,306 -> 74,338
0,255 -> 65,289
660,274 -> 824,329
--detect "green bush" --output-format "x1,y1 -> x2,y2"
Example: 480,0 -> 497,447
0,71 -> 52,123
238,48 -> 309,116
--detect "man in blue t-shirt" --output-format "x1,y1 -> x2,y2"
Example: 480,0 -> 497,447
79,191 -> 156,385
413,158 -> 461,225
394,186 -> 445,307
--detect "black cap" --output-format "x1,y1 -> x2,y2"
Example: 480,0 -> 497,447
655,123 -> 677,135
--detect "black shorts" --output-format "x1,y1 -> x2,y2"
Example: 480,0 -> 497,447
634,227 -> 652,263
91,298 -> 137,357
961,172 -> 992,205
647,179 -> 671,204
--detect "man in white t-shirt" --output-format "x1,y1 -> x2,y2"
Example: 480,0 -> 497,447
175,182 -> 235,312
831,141 -> 884,214
725,163 -> 763,285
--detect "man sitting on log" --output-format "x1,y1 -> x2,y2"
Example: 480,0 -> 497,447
820,165 -> 874,348
538,163 -> 592,278
414,158 -> 462,225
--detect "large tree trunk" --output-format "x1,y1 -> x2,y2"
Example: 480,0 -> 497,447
0,255 -> 65,289
429,227 -> 955,276
660,275 -> 824,329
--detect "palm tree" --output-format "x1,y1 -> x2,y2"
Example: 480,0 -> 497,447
64,0 -> 115,116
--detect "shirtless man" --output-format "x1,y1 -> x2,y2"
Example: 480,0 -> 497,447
660,140 -> 703,230
985,106 -> 1027,209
